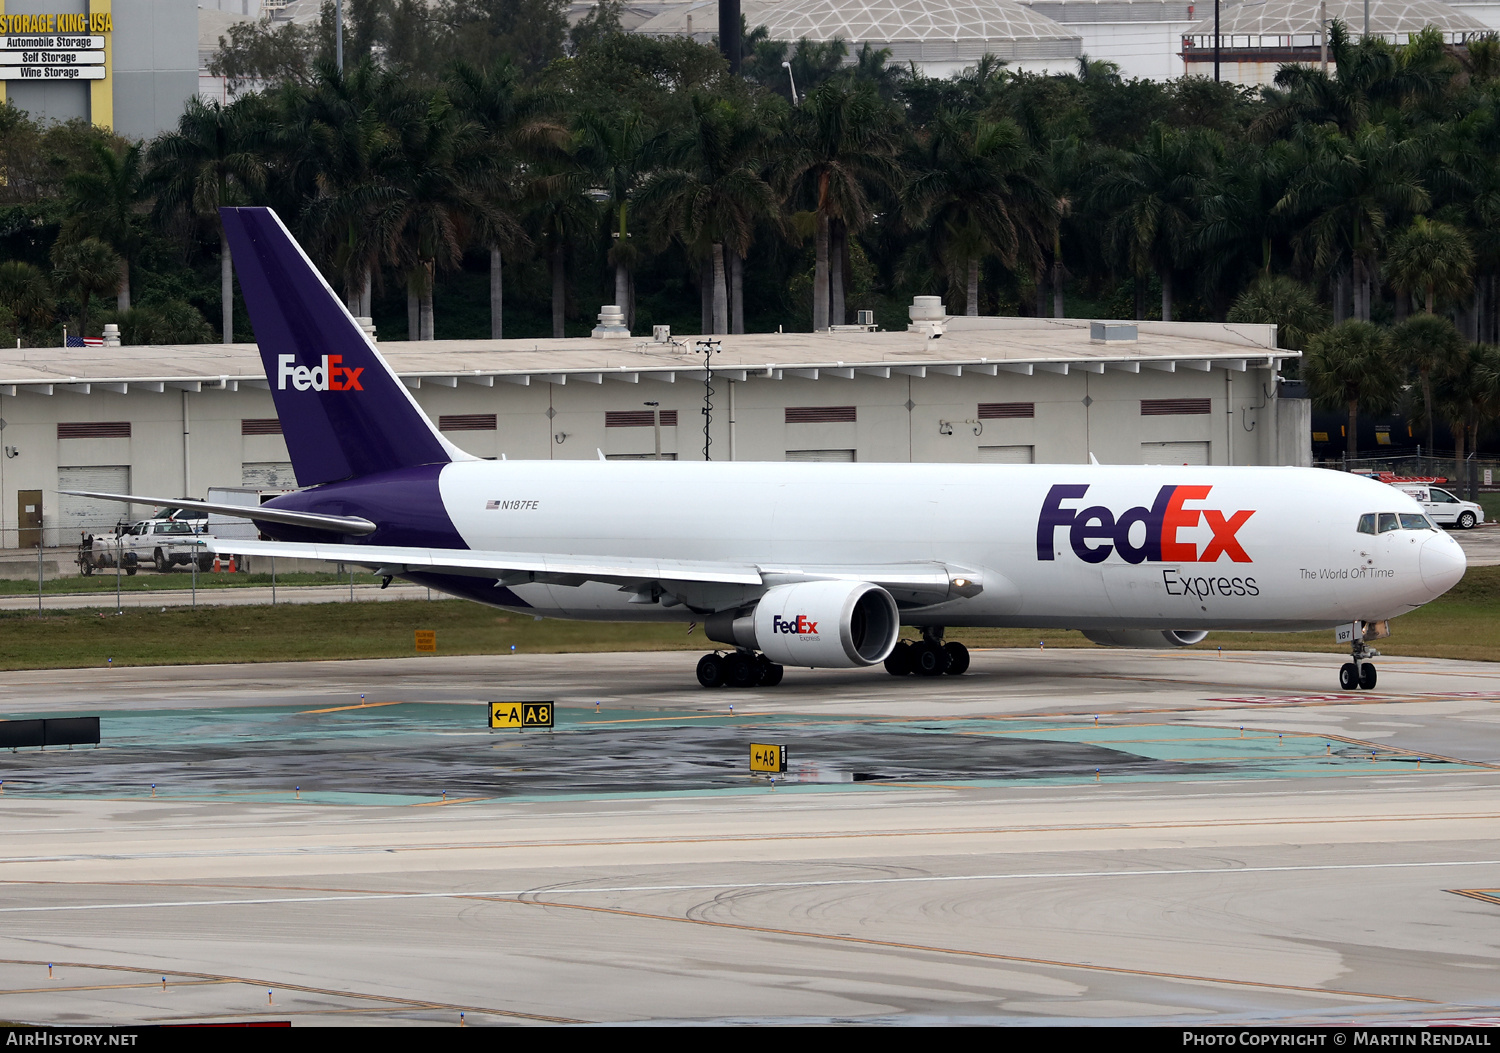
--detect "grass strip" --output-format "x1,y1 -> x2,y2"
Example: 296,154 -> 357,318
0,570 -> 383,595
0,567 -> 1495,671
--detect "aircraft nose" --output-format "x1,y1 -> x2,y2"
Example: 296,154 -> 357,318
1419,533 -> 1467,596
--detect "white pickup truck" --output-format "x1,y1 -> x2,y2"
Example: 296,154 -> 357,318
78,518 -> 214,575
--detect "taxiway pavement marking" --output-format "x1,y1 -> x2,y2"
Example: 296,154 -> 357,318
3,858 -> 1500,915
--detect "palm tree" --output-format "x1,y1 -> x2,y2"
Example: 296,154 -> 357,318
61,140 -> 144,311
148,95 -> 270,342
639,94 -> 778,335
1196,140 -> 1297,311
1432,342 -> 1500,481
277,61 -> 402,320
372,89 -> 500,340
1275,123 -> 1427,322
450,59 -> 563,338
1391,313 -> 1466,454
1303,320 -> 1401,460
1227,274 -> 1328,351
575,108 -> 653,330
50,237 -> 121,337
1092,123 -> 1219,321
0,262 -> 55,342
1385,215 -> 1474,317
772,80 -> 901,328
903,109 -> 1054,317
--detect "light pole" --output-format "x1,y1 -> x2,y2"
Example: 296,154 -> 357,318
336,0 -> 343,72
1213,0 -> 1220,82
782,61 -> 800,106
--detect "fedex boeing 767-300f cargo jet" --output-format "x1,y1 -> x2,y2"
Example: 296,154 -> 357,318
65,208 -> 1468,691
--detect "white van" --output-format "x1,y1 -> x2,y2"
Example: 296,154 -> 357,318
1395,484 -> 1485,529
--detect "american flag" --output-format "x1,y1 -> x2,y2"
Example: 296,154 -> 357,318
66,336 -> 104,347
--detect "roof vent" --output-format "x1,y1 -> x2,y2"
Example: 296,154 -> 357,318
1090,322 -> 1137,343
908,295 -> 946,337
592,305 -> 630,339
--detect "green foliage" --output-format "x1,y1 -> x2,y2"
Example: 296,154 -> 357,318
49,237 -> 121,334
5,19 -> 1500,456
1228,275 -> 1327,351
110,299 -> 216,345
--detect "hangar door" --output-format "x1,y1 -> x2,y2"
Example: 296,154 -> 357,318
1141,441 -> 1210,465
57,466 -> 132,539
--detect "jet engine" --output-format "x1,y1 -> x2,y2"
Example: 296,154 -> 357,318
1081,629 -> 1209,648
705,580 -> 900,668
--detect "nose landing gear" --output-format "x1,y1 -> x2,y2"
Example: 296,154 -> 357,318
1339,638 -> 1378,691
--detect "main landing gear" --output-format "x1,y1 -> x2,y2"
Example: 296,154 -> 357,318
1339,638 -> 1379,691
884,628 -> 969,678
697,651 -> 784,689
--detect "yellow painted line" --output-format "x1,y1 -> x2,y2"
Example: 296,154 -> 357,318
409,797 -> 492,808
300,701 -> 405,715
1448,889 -> 1500,907
0,979 -> 233,995
580,713 -> 775,725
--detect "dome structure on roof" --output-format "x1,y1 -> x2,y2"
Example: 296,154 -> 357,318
1183,0 -> 1489,49
1180,0 -> 1490,84
633,0 -> 1083,75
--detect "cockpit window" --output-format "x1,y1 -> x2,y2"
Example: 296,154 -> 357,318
1357,513 -> 1377,535
1400,513 -> 1436,531
1378,512 -> 1400,533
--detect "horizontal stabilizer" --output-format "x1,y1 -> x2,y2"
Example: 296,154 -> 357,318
57,490 -> 377,536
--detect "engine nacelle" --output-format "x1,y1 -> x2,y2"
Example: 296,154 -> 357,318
705,580 -> 900,668
1081,629 -> 1209,648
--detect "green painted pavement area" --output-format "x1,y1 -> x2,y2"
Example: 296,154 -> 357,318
0,704 -> 1483,806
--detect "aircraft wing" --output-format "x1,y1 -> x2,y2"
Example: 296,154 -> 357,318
207,538 -> 980,603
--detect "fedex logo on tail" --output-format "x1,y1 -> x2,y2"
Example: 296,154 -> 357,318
277,354 -> 364,392
772,614 -> 819,635
1037,484 -> 1254,564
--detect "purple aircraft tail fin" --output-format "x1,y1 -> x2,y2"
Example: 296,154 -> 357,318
220,207 -> 458,487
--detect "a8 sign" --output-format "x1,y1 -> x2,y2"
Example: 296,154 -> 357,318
750,743 -> 787,774
489,701 -> 553,729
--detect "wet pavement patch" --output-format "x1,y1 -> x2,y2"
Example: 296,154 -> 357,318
0,704 -> 1468,804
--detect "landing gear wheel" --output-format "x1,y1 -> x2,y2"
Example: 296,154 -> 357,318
756,656 -> 784,687
198,555 -> 213,572
1339,662 -> 1358,691
884,641 -> 914,676
914,640 -> 950,677
724,652 -> 758,689
696,653 -> 726,688
1458,511 -> 1477,529
942,641 -> 970,676
1359,663 -> 1377,690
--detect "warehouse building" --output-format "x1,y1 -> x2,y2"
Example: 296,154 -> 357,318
0,0 -> 198,140
0,309 -> 1307,549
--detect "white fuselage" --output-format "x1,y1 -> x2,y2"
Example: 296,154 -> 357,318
433,461 -> 1466,632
